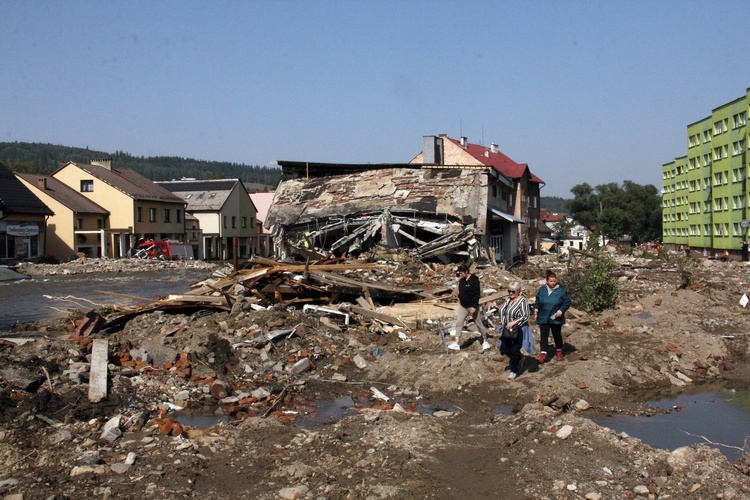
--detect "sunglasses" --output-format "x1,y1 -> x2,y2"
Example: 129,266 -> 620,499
508,289 -> 518,294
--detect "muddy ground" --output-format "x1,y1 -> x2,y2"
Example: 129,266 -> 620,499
2,252 -> 750,499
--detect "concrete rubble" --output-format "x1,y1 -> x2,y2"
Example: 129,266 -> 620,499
0,251 -> 749,498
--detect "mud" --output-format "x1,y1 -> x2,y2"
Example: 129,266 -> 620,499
1,253 -> 750,499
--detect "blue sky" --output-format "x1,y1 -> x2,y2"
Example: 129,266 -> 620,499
2,1 -> 749,198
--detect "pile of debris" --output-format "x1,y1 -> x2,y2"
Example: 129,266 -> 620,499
2,250 -> 750,499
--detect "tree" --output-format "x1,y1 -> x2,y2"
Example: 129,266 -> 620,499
566,181 -> 662,244
551,218 -> 573,244
566,183 -> 599,228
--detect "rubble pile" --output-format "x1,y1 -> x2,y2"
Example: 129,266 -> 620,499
1,251 -> 750,498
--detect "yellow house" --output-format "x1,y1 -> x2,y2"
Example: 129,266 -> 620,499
16,173 -> 110,261
52,159 -> 186,258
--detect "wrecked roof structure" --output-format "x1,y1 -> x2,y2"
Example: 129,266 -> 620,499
266,163 -> 522,264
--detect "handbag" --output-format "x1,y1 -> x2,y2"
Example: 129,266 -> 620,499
501,324 -> 520,341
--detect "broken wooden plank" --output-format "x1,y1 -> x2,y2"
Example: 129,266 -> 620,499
164,294 -> 227,304
350,305 -> 408,328
88,339 -> 108,403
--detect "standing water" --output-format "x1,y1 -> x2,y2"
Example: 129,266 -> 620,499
0,268 -> 211,330
595,389 -> 750,462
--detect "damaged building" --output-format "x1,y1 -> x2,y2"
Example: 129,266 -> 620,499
265,157 -> 526,265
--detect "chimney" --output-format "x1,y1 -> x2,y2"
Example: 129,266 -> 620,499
460,136 -> 467,148
91,158 -> 112,170
422,135 -> 444,165
490,143 -> 499,154
37,177 -> 47,190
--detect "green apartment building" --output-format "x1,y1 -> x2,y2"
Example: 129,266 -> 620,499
662,87 -> 749,259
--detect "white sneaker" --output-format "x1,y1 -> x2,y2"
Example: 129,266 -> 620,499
447,342 -> 460,351
481,341 -> 491,352
508,372 -> 517,381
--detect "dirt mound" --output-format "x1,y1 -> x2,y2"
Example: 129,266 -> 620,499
1,253 -> 750,498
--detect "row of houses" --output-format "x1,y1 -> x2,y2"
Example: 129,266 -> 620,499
0,159 -> 273,262
1,134 -> 549,265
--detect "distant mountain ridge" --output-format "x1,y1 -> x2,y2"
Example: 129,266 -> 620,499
0,142 -> 281,189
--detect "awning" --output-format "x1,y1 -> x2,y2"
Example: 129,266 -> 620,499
490,207 -> 525,224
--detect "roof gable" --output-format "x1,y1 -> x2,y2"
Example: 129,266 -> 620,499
56,161 -> 185,204
0,162 -> 54,216
440,136 -> 544,184
156,179 -> 241,211
16,173 -> 109,215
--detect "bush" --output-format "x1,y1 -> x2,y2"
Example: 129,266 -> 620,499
565,257 -> 620,312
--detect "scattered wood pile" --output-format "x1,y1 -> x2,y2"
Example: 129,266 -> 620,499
87,257 -> 464,336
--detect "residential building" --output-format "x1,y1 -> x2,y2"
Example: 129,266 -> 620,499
662,87 -> 749,259
411,135 -> 544,256
248,191 -> 274,257
157,178 -> 257,260
0,162 -> 54,260
184,213 -> 203,260
16,173 -> 109,261
52,159 -> 186,257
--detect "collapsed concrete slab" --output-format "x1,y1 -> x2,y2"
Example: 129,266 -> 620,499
266,166 -> 523,264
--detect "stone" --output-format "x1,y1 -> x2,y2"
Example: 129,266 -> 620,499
100,414 -> 123,442
251,387 -> 270,399
174,390 -> 190,401
51,429 -> 74,444
70,465 -> 106,476
667,446 -> 696,471
352,354 -> 368,369
331,372 -> 347,382
666,374 -> 686,387
556,425 -> 574,439
633,485 -> 650,496
125,452 -> 137,465
432,410 -> 454,418
574,399 -> 590,411
110,463 -> 131,475
278,485 -> 309,499
77,450 -> 102,465
291,358 -> 311,374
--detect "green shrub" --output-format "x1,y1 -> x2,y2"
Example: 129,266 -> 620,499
565,257 -> 620,312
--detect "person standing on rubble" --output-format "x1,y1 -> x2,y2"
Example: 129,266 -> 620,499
448,264 -> 491,352
534,270 -> 571,363
497,281 -> 530,380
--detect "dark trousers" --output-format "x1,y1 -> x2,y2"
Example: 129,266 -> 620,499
539,324 -> 563,354
499,337 -> 523,373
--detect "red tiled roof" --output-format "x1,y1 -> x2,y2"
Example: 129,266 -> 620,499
443,136 -> 544,184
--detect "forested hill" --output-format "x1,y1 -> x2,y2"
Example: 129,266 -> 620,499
0,142 -> 281,188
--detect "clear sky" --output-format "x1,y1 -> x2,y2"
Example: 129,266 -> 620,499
2,1 -> 749,197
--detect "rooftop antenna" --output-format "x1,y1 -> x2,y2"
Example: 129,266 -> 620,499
481,125 -> 484,146
459,118 -> 462,138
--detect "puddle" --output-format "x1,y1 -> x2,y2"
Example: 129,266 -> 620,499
594,389 -> 750,462
174,405 -> 230,428
298,395 -> 358,428
295,396 -> 462,428
492,404 -> 517,415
